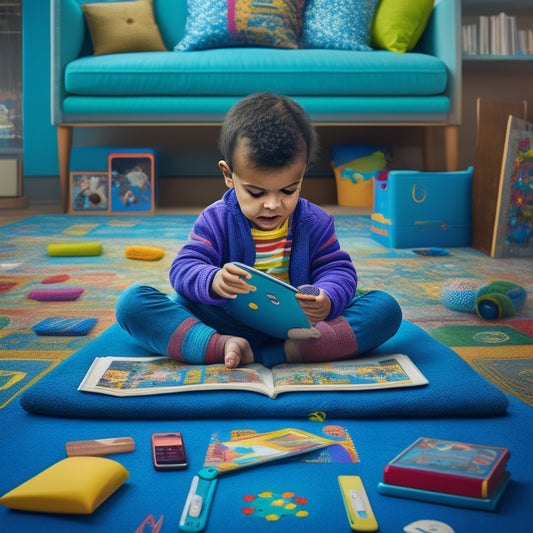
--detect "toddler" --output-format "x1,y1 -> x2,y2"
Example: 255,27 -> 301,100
116,92 -> 402,368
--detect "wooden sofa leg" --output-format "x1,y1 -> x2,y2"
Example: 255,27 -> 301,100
57,125 -> 73,213
423,126 -> 459,172
423,127 -> 437,172
444,125 -> 459,172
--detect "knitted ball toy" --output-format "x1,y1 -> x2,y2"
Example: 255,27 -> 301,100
476,281 -> 528,320
442,278 -> 527,319
440,278 -> 480,313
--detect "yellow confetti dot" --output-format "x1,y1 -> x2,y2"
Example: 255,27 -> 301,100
258,491 -> 273,498
285,503 -> 297,510
270,499 -> 285,507
296,511 -> 309,518
266,514 -> 280,521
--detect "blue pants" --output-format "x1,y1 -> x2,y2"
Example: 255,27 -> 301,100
115,284 -> 402,368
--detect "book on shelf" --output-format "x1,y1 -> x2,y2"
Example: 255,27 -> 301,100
463,11 -> 532,57
77,353 -> 428,399
381,437 -> 510,499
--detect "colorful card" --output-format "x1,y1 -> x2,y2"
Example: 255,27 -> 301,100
202,428 -> 336,475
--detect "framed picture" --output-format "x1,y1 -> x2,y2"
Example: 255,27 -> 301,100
109,153 -> 155,214
491,115 -> 533,258
69,171 -> 110,213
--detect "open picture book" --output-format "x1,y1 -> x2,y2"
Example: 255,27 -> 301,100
78,354 -> 428,399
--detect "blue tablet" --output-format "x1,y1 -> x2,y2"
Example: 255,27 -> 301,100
224,262 -> 311,339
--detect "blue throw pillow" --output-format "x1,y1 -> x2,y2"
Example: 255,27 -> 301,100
175,0 -> 306,51
302,0 -> 378,51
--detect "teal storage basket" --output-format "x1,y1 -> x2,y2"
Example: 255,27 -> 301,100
371,167 -> 473,249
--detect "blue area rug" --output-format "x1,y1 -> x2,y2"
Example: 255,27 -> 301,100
2,217 -> 533,533
1,395 -> 532,533
20,320 -> 508,420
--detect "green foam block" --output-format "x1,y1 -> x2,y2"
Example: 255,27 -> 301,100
47,242 -> 103,257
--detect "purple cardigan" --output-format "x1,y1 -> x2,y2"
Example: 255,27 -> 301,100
169,189 -> 357,320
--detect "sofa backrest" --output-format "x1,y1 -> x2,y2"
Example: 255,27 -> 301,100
154,0 -> 188,47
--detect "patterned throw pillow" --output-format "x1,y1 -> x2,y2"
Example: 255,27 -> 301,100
175,0 -> 306,51
302,0 -> 378,51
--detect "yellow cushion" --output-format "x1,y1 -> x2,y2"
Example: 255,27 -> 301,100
47,242 -> 103,256
371,0 -> 434,53
124,245 -> 165,261
82,0 -> 167,55
0,457 -> 129,514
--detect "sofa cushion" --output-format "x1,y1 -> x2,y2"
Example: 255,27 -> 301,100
302,0 -> 377,51
175,0 -> 305,51
65,49 -> 447,97
81,0 -> 167,55
371,0 -> 434,53
62,95 -> 451,123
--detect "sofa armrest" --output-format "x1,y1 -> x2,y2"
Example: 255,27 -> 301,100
50,0 -> 87,125
418,0 -> 462,125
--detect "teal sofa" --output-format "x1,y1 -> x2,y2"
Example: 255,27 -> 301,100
51,0 -> 461,211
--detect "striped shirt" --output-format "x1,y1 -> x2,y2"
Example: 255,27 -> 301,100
251,219 -> 291,282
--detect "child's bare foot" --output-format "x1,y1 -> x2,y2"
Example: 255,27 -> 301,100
224,336 -> 254,368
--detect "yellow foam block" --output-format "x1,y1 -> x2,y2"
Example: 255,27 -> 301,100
124,245 -> 165,261
47,242 -> 103,257
0,456 -> 129,514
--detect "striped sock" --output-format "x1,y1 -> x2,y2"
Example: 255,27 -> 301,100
167,317 -> 227,364
284,316 -> 358,363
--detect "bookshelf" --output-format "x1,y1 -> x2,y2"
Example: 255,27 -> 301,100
0,0 -> 26,207
462,0 -> 533,60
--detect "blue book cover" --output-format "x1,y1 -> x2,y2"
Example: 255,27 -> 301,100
377,471 -> 511,511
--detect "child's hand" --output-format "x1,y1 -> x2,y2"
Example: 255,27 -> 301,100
295,287 -> 331,325
211,263 -> 257,299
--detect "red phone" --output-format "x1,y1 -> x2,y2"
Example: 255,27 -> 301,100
151,432 -> 188,471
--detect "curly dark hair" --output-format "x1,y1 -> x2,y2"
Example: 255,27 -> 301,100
218,92 -> 319,170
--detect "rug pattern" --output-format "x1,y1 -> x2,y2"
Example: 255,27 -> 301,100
1,214 -> 532,407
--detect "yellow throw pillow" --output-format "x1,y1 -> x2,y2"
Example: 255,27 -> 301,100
371,0 -> 434,53
0,457 -> 129,514
82,0 -> 167,55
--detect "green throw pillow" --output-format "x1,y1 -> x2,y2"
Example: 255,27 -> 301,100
82,0 -> 167,55
371,0 -> 434,53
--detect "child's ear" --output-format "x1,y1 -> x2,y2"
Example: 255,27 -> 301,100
218,160 -> 234,189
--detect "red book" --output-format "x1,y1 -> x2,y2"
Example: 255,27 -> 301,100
383,437 -> 510,498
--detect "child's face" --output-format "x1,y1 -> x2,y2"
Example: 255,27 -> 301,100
219,141 -> 306,231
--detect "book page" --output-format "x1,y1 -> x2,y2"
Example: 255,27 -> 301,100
271,354 -> 428,394
78,357 -> 275,397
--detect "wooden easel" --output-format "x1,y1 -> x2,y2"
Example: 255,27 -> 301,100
472,98 -> 527,256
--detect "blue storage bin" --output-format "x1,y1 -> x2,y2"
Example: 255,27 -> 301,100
371,167 -> 473,248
